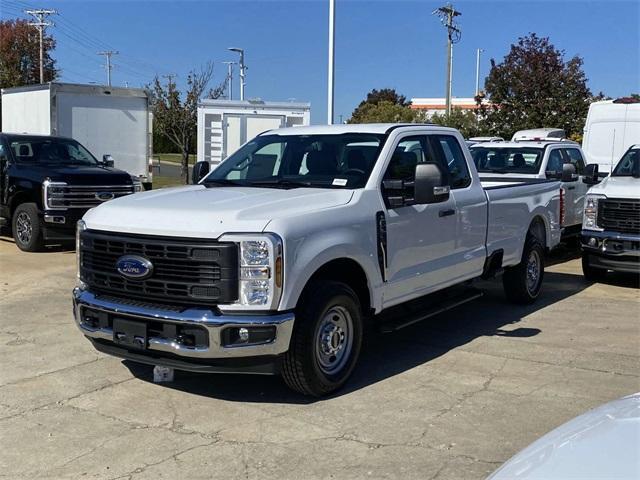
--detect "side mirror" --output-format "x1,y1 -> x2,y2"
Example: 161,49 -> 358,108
414,163 -> 450,204
561,163 -> 578,182
582,164 -> 600,184
102,154 -> 115,168
192,161 -> 210,184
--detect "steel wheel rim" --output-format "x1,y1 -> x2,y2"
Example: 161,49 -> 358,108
15,212 -> 32,245
314,305 -> 354,375
526,250 -> 541,294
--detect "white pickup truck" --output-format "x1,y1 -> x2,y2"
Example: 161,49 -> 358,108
470,140 -> 590,240
73,124 -> 561,396
581,145 -> 640,279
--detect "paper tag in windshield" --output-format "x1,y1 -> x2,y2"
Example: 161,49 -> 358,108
332,178 -> 348,186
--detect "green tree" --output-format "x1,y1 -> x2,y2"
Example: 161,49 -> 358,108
484,33 -> 591,139
348,88 -> 414,123
429,108 -> 486,138
149,62 -> 224,184
0,19 -> 57,88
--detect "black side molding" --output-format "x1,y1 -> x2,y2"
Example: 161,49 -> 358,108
376,211 -> 388,282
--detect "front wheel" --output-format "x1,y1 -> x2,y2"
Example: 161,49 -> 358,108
12,203 -> 44,252
503,236 -> 545,304
282,281 -> 363,397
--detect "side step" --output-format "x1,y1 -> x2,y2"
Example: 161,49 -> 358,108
377,286 -> 483,333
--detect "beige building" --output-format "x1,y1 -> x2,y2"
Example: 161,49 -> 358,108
410,97 -> 490,118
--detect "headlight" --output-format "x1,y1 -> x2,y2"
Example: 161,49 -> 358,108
131,177 -> 143,193
583,194 -> 605,231
42,179 -> 68,210
219,234 -> 283,311
76,220 -> 87,288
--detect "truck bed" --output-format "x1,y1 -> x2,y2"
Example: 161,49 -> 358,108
480,177 -> 561,267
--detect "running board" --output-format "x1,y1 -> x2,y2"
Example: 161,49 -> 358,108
377,287 -> 483,333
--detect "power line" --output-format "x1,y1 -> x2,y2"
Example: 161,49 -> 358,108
97,50 -> 119,86
24,8 -> 57,83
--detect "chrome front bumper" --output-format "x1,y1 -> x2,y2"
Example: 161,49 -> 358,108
72,288 -> 295,359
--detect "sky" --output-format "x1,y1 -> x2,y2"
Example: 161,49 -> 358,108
2,0 -> 639,124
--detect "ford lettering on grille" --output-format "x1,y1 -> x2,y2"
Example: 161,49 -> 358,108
115,255 -> 154,280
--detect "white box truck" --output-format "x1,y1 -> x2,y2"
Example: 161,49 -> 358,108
1,83 -> 153,188
582,98 -> 640,172
197,99 -> 310,165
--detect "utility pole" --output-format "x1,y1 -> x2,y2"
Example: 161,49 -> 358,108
228,48 -> 246,101
25,8 -> 57,84
475,48 -> 484,96
327,0 -> 336,125
98,50 -> 119,86
222,61 -> 236,100
433,4 -> 461,116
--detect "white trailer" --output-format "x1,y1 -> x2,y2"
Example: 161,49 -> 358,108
197,99 -> 311,165
1,83 -> 152,186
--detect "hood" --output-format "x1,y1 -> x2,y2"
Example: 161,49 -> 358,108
83,185 -> 354,238
589,175 -> 640,199
12,163 -> 132,185
488,392 -> 640,479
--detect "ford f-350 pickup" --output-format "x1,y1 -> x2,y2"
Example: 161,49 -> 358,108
73,124 -> 561,396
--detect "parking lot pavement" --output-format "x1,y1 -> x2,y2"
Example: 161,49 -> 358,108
0,238 -> 638,480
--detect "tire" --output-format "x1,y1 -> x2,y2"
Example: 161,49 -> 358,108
582,253 -> 607,282
282,281 -> 363,397
503,235 -> 545,304
12,203 -> 44,252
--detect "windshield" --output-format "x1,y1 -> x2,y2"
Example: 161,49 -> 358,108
205,133 -> 386,189
471,146 -> 543,174
612,148 -> 640,177
7,136 -> 98,167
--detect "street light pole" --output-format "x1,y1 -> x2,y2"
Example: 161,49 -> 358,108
475,48 -> 484,96
327,0 -> 336,125
228,48 -> 246,101
222,61 -> 236,100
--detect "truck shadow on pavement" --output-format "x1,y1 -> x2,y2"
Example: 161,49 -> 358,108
124,269 -> 596,404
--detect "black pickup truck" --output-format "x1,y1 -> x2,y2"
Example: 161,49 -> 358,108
0,133 -> 140,251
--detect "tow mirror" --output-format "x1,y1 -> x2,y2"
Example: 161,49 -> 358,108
582,164 -> 600,185
414,163 -> 450,204
192,161 -> 210,184
102,154 -> 115,168
561,163 -> 578,182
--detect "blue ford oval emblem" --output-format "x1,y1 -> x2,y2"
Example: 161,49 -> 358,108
115,255 -> 153,280
96,192 -> 115,202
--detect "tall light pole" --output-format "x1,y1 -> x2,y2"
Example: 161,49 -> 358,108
475,48 -> 484,96
228,48 -> 246,101
98,50 -> 119,86
327,0 -> 336,125
433,4 -> 461,116
222,61 -> 236,100
25,8 -> 57,84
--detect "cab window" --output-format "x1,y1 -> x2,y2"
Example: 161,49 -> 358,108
563,148 -> 585,174
430,135 -> 471,188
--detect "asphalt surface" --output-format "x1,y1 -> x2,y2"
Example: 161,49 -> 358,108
0,238 -> 638,479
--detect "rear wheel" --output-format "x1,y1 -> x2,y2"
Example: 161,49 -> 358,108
282,281 -> 363,397
582,253 -> 607,282
12,203 -> 43,252
503,235 -> 545,304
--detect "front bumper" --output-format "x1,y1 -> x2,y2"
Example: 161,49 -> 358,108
581,230 -> 640,273
41,209 -> 86,241
72,288 -> 295,372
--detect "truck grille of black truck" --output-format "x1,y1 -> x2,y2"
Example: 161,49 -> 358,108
598,198 -> 640,235
80,230 -> 239,306
48,185 -> 135,209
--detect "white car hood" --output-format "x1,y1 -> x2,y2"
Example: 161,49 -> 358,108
488,392 -> 640,479
589,176 -> 640,199
83,185 -> 354,238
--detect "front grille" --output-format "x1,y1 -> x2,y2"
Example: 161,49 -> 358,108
48,184 -> 135,209
80,230 -> 239,306
598,198 -> 640,235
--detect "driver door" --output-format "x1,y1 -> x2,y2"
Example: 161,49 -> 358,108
382,135 -> 457,308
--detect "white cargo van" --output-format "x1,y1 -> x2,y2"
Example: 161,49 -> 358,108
582,98 -> 640,172
1,83 -> 153,188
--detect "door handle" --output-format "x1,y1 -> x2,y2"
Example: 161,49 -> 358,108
439,209 -> 456,217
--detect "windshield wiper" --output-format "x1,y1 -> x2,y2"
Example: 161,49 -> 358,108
203,179 -> 246,187
481,168 -> 508,174
249,179 -> 315,189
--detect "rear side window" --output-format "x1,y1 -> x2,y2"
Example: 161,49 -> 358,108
430,135 -> 471,188
563,148 -> 585,174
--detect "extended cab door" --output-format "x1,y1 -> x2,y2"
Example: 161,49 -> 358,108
381,134 -> 458,307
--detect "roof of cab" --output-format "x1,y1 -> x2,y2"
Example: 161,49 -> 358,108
262,123 -> 458,136
470,140 -> 579,149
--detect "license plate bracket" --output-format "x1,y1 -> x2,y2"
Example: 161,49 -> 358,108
113,318 -> 147,350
